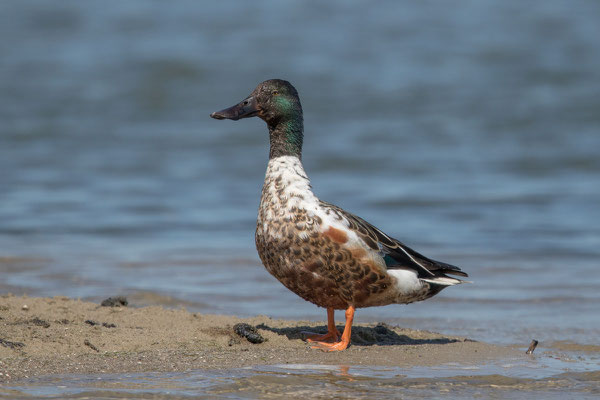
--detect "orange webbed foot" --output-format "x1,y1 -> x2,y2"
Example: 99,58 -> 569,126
310,339 -> 350,352
303,329 -> 342,343
310,306 -> 355,352
303,307 -> 342,343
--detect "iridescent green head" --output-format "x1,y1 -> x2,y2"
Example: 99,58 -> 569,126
211,79 -> 304,158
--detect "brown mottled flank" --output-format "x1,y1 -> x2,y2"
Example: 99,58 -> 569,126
256,157 -> 416,311
324,226 -> 348,244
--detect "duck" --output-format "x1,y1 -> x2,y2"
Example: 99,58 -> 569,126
210,79 -> 469,351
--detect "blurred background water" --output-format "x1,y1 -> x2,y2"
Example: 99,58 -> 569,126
1,0 -> 600,354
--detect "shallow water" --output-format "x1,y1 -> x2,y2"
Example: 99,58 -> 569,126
2,357 -> 600,399
1,0 -> 599,397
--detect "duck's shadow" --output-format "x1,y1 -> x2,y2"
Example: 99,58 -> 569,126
256,323 -> 464,347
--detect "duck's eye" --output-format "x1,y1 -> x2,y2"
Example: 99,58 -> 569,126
272,90 -> 279,96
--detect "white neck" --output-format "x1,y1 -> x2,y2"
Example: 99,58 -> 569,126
261,155 -> 318,211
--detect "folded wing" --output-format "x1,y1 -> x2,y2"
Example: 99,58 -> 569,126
319,201 -> 468,280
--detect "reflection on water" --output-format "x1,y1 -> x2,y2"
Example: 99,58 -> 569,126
1,0 -> 599,381
3,359 -> 600,399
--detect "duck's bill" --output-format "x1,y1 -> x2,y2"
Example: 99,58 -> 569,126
210,96 -> 258,120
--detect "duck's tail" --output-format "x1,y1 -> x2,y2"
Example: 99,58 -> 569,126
421,275 -> 472,286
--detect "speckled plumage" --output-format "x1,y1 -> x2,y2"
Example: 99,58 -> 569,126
211,79 -> 468,350
255,155 -> 455,310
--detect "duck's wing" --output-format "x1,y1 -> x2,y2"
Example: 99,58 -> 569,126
319,201 -> 468,279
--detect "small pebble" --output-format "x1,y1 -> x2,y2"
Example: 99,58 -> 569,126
22,305 -> 29,311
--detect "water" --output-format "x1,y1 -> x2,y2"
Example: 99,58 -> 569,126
1,0 -> 599,397
3,360 -> 600,399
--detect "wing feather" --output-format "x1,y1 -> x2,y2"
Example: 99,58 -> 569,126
319,201 -> 468,279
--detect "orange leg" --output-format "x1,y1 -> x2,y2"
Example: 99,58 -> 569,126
311,306 -> 355,351
305,307 -> 342,343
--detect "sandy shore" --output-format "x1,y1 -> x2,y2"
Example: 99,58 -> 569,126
0,295 -> 521,382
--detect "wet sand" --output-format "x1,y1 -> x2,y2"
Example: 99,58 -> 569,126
0,295 -> 522,382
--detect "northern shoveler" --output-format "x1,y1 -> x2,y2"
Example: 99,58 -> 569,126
210,79 -> 468,351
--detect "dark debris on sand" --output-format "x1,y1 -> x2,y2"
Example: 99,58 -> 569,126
100,296 -> 128,307
0,338 -> 25,349
29,317 -> 50,328
85,319 -> 116,328
83,339 -> 100,352
233,323 -> 266,344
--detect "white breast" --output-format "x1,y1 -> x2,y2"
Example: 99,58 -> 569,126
259,156 -> 370,249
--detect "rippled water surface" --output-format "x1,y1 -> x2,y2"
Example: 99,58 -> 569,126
3,360 -> 600,399
1,0 -> 599,397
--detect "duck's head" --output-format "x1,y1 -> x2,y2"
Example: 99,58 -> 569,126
210,79 -> 302,125
211,79 -> 304,158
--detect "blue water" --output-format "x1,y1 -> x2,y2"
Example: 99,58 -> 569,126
1,2 -> 600,393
